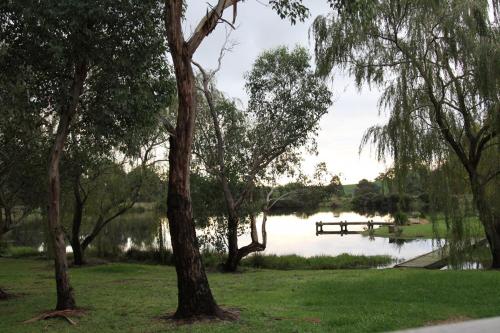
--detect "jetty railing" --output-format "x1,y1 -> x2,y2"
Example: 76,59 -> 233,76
315,220 -> 394,236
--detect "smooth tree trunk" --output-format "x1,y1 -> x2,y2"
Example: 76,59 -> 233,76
224,214 -> 240,272
0,208 -> 6,239
0,206 -> 13,239
48,112 -> 76,310
70,180 -> 85,266
47,61 -> 87,310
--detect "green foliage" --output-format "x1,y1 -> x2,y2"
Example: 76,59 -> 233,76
350,179 -> 412,215
193,46 -> 332,252
393,211 -> 408,226
368,216 -> 485,240
269,0 -> 310,24
241,253 -> 394,270
195,45 -> 331,183
0,246 -> 40,258
267,181 -> 342,212
1,0 -> 175,250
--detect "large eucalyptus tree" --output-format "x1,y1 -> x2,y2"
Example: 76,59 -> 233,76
162,0 -> 310,319
193,46 -> 332,271
313,0 -> 500,267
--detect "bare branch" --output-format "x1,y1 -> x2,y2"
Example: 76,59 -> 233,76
187,0 -> 241,55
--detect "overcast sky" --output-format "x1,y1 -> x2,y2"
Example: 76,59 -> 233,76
182,1 -> 391,184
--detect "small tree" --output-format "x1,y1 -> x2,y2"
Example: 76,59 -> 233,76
193,46 -> 332,271
1,0 -> 170,309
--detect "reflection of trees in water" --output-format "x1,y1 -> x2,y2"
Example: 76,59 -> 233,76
9,213 -> 166,257
389,238 -> 414,245
447,242 -> 491,270
91,214 -> 159,255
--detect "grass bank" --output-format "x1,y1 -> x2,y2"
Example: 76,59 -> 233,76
364,217 -> 485,240
241,253 -> 393,270
0,246 -> 393,270
2,259 -> 500,332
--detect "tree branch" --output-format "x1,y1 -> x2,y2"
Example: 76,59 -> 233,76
187,0 -> 240,55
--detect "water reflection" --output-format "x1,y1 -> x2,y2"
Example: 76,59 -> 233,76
238,211 -> 443,261
8,210 -> 445,263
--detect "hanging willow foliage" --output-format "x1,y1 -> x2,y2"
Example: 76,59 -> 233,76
313,0 -> 500,267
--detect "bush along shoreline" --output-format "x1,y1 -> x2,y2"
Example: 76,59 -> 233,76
0,245 -> 394,270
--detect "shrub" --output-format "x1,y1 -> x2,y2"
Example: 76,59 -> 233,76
241,253 -> 394,270
393,211 -> 409,226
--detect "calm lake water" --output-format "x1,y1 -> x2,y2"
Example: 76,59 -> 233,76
8,210 -> 445,264
237,211 -> 444,262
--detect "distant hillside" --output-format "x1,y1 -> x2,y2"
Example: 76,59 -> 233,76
343,180 -> 383,196
343,184 -> 357,196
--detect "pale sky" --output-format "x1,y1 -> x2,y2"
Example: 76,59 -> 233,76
182,1 -> 391,184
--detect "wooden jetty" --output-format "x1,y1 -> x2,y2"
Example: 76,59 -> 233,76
395,238 -> 488,269
315,220 -> 394,236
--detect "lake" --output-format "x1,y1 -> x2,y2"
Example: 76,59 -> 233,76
237,211 -> 443,262
7,210 -> 444,264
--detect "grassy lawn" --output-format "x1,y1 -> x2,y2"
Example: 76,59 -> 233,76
2,259 -> 500,332
365,217 -> 485,240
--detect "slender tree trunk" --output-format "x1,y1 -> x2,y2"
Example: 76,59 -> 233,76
70,200 -> 84,266
47,61 -> 87,310
225,214 -> 240,272
48,112 -> 76,310
0,207 -> 6,239
194,59 -> 241,273
4,206 -> 12,231
70,181 -> 84,266
0,206 -> 13,239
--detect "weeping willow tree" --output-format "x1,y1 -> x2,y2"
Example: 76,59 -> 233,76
313,0 -> 500,268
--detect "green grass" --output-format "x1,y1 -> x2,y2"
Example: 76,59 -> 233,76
365,217 -> 485,240
241,253 -> 393,270
2,259 -> 500,332
0,246 -> 41,258
89,247 -> 394,270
